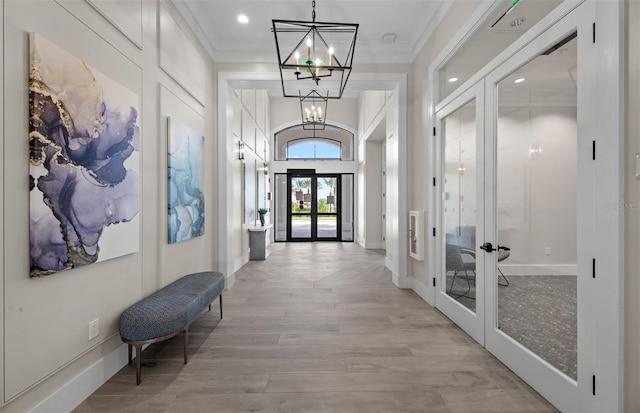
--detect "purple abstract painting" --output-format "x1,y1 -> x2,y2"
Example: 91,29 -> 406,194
29,34 -> 140,277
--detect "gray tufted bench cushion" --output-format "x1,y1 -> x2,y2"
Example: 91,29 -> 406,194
119,271 -> 224,384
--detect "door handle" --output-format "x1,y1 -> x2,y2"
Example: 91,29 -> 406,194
480,242 -> 494,252
497,245 -> 510,251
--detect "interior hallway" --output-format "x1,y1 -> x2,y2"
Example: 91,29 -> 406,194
74,243 -> 556,412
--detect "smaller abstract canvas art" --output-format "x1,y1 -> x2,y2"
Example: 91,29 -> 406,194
168,117 -> 205,243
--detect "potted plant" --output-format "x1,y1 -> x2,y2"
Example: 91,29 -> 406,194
257,208 -> 268,226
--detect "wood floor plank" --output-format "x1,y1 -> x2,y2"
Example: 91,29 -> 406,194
264,371 -> 525,394
277,331 -> 472,346
74,243 -> 557,413
343,355 -> 507,373
73,394 -> 176,412
196,344 -> 414,359
163,392 -> 449,413
438,388 -> 556,413
92,373 -> 269,395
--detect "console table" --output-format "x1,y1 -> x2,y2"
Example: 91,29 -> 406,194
248,225 -> 272,260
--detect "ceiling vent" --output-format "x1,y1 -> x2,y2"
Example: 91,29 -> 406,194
381,33 -> 397,44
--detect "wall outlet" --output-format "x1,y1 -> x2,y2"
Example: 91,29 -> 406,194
89,318 -> 100,341
545,247 -> 551,256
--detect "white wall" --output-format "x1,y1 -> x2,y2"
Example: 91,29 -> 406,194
407,0 -> 478,292
357,92 -> 386,248
230,89 -> 270,269
1,1 -> 216,411
364,140 -> 384,248
270,97 -> 358,133
357,90 -> 404,279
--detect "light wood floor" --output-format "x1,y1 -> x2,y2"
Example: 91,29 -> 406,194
74,242 -> 558,413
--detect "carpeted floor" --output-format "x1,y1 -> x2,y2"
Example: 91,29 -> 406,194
447,274 -> 577,380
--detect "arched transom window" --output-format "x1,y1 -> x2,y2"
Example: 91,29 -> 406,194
274,124 -> 354,161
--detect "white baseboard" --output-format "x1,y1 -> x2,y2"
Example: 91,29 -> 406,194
364,242 -> 385,249
411,277 -> 434,306
225,271 -> 236,289
234,253 -> 248,272
29,343 -> 129,413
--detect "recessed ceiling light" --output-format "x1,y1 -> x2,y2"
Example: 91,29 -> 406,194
237,14 -> 249,24
514,77 -> 525,84
448,77 -> 459,83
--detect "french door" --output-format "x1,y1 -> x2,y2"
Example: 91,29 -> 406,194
435,4 -> 595,411
286,170 -> 341,242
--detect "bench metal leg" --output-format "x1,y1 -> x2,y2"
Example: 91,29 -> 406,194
128,344 -> 132,366
219,294 -> 223,319
183,327 -> 189,364
135,345 -> 142,385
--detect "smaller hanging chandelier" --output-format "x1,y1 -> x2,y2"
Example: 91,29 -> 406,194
272,0 -> 358,99
300,90 -> 329,130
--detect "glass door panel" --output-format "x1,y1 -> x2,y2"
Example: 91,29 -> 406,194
275,174 -> 288,241
290,176 -> 313,240
317,175 -> 339,240
494,32 -> 578,380
443,99 -> 478,312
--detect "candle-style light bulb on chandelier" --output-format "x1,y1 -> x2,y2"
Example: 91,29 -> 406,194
272,0 -> 358,99
300,90 -> 329,130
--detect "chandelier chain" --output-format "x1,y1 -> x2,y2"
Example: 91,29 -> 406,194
312,0 -> 316,22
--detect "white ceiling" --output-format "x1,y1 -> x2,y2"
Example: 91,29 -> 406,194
170,0 -> 574,102
170,0 -> 452,65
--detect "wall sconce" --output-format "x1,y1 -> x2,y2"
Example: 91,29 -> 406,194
238,141 -> 245,160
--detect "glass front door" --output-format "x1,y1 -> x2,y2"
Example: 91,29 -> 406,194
284,171 -> 343,242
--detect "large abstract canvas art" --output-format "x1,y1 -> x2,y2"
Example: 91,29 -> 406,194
168,117 -> 205,243
29,34 -> 140,277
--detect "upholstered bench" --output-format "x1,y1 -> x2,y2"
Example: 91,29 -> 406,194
119,271 -> 224,384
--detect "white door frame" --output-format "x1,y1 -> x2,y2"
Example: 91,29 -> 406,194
434,81 -> 486,344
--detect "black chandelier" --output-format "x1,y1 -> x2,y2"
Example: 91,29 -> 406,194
300,90 -> 329,130
272,0 -> 358,99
